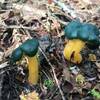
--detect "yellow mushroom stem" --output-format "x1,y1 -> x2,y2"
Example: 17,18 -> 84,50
63,39 -> 85,64
27,55 -> 39,85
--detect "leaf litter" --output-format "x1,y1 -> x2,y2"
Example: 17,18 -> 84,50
0,0 -> 100,100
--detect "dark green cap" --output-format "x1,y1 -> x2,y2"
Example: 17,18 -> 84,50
20,39 -> 39,57
11,47 -> 23,62
64,20 -> 82,39
11,39 -> 39,62
64,20 -> 100,48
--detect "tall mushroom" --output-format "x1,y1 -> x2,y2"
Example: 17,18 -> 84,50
63,20 -> 100,64
11,39 -> 39,85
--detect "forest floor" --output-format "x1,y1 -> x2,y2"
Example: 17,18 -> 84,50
0,0 -> 100,100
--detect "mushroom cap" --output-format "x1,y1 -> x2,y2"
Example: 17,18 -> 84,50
64,20 -> 100,46
20,39 -> 39,57
11,47 -> 23,62
65,20 -> 82,39
11,39 -> 39,62
79,23 -> 100,42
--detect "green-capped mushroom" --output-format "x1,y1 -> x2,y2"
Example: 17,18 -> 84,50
11,39 -> 39,85
64,20 -> 100,64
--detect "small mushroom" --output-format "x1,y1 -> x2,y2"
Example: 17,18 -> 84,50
63,20 -> 100,64
11,39 -> 39,85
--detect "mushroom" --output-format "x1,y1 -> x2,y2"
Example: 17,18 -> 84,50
63,20 -> 100,64
11,39 -> 39,85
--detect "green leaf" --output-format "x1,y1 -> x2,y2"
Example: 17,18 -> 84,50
44,79 -> 54,89
91,89 -> 100,99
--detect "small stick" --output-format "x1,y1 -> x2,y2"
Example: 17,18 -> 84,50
0,62 -> 8,69
53,0 -> 77,18
0,25 -> 37,30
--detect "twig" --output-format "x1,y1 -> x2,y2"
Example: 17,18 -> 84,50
53,0 -> 77,18
48,88 -> 58,99
42,70 -> 50,80
39,47 -> 65,100
0,62 -> 8,69
0,63 -> 17,75
0,25 -> 37,30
